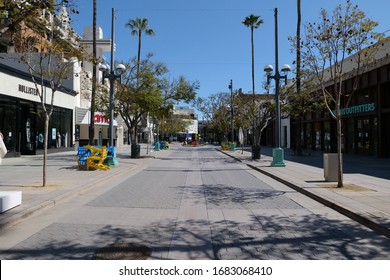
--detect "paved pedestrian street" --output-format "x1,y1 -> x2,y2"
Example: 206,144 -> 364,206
0,145 -> 389,259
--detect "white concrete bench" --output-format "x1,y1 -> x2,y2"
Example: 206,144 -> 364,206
0,191 -> 22,213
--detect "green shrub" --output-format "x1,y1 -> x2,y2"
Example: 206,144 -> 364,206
221,142 -> 235,150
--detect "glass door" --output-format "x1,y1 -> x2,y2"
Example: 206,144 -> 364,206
356,118 -> 371,154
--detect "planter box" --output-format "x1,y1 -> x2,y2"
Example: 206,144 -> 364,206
0,191 -> 22,213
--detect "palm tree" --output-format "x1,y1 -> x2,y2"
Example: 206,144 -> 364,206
125,18 -> 155,76
125,18 -> 155,154
89,0 -> 97,145
242,14 -> 263,149
242,14 -> 263,97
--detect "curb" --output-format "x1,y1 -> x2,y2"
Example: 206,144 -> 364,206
220,149 -> 390,239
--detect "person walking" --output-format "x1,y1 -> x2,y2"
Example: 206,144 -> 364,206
56,131 -> 61,148
0,130 -> 7,165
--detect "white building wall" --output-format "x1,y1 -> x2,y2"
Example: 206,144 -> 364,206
188,120 -> 198,134
0,61 -> 76,110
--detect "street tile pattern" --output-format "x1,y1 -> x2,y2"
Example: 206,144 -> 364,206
0,146 -> 389,260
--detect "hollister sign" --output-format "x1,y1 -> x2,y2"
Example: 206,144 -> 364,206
18,84 -> 38,96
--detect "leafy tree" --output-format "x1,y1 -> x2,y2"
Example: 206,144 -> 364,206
116,55 -> 198,157
159,114 -> 191,138
193,90 -> 276,146
193,92 -> 231,142
300,0 -> 384,187
0,0 -> 78,52
237,91 -> 276,147
116,56 -> 163,149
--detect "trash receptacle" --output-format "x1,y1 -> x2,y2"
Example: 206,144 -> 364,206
154,141 -> 161,151
252,145 -> 261,159
131,144 -> 141,158
323,153 -> 339,181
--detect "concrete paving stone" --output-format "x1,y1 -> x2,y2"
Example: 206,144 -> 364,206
353,196 -> 387,204
1,145 -> 390,260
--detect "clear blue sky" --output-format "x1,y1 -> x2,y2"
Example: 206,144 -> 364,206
71,0 -> 390,110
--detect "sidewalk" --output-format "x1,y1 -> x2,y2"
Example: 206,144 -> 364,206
0,144 -> 173,231
1,144 -> 389,240
222,146 -> 390,238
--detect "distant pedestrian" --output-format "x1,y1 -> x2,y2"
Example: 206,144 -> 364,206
0,130 -> 7,165
56,131 -> 61,148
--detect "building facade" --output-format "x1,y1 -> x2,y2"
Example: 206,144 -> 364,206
172,106 -> 198,142
0,5 -> 121,156
291,39 -> 390,158
75,26 -> 122,147
0,59 -> 78,157
0,0 -> 129,155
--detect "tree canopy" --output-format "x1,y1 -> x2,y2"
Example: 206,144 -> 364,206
113,54 -> 199,145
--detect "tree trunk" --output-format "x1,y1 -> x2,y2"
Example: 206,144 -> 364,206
336,116 -> 344,188
132,124 -> 138,145
43,115 -> 49,187
251,26 -> 256,145
251,27 -> 255,95
335,92 -> 343,188
137,32 -> 142,76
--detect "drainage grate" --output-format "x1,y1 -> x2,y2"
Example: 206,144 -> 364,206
92,243 -> 150,260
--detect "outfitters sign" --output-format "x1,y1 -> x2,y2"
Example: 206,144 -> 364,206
337,103 -> 376,117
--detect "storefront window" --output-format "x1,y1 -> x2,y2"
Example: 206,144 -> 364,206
0,99 -> 19,154
305,123 -> 312,149
315,122 -> 321,150
37,108 -> 73,150
373,117 -> 378,156
357,118 -> 370,154
36,110 -> 45,150
324,122 -> 331,152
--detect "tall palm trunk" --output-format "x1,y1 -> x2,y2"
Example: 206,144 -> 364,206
243,14 -> 263,146
251,26 -> 257,145
295,0 -> 303,156
137,32 -> 142,76
89,0 -> 97,145
251,26 -> 255,96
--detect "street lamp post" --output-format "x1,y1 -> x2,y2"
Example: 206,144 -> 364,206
228,79 -> 235,151
264,8 -> 291,167
99,8 -> 126,166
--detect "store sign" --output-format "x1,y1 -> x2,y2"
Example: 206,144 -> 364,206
339,103 -> 376,117
18,84 -> 38,96
94,113 -> 109,125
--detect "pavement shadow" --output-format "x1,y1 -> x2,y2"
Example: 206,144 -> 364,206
1,213 -> 389,260
202,184 -> 286,207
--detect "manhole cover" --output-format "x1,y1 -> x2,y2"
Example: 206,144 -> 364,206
92,243 -> 150,260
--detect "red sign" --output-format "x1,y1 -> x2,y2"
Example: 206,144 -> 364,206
94,113 -> 109,124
